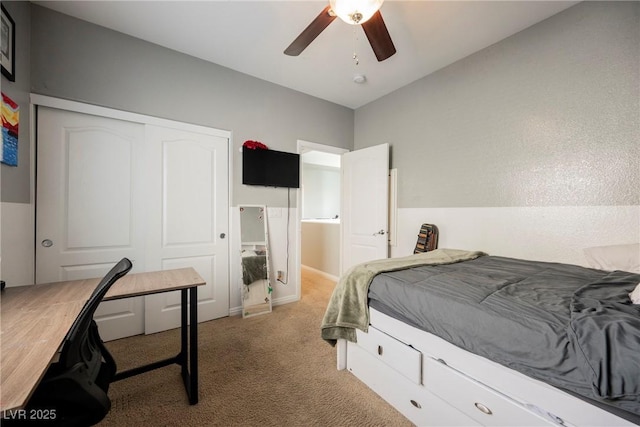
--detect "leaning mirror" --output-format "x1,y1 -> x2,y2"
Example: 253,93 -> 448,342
239,205 -> 272,318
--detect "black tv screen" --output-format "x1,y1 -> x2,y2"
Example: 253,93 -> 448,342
242,148 -> 300,188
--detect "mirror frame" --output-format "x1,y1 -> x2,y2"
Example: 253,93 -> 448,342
239,205 -> 272,318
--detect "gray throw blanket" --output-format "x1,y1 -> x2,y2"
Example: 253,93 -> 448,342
321,248 -> 486,345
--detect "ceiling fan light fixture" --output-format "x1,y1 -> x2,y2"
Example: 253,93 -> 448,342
329,0 -> 384,25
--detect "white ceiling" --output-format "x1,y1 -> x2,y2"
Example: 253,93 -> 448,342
33,0 -> 579,109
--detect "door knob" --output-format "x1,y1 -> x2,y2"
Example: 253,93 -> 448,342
41,239 -> 54,247
220,233 -> 226,239
373,229 -> 386,236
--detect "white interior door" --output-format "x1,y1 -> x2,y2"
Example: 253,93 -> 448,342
341,143 -> 389,274
143,125 -> 229,334
36,107 -> 146,341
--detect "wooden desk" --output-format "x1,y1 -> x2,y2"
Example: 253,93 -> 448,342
0,268 -> 205,413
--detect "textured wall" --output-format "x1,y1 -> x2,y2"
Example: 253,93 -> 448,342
356,2 -> 639,265
355,1 -> 639,208
392,206 -> 639,267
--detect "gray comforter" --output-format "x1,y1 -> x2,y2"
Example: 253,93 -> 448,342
367,255 -> 640,418
321,249 -> 486,344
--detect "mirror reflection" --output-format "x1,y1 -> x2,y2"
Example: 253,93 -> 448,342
239,205 -> 272,318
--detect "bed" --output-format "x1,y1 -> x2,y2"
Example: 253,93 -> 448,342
321,249 -> 640,426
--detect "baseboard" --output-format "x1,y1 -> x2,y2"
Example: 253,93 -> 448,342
301,264 -> 339,282
229,294 -> 299,317
273,294 -> 300,306
229,305 -> 243,317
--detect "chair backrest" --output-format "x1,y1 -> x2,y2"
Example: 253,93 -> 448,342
59,258 -> 132,368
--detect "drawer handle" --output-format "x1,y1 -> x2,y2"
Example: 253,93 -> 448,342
377,345 -> 383,356
410,399 -> 422,409
474,402 -> 492,415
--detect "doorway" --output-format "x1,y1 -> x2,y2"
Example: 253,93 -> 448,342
297,141 -> 348,283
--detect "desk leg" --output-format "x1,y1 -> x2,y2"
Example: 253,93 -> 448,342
181,289 -> 188,379
189,286 -> 198,405
180,287 -> 198,405
113,287 -> 199,406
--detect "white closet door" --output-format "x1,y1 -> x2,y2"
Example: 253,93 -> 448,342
36,107 -> 146,341
36,105 -> 231,340
144,125 -> 229,334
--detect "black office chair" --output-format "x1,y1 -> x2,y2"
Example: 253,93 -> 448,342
19,258 -> 133,426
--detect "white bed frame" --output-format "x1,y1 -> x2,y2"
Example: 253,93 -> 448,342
337,307 -> 636,427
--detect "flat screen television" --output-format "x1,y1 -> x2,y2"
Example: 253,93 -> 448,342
242,147 -> 300,188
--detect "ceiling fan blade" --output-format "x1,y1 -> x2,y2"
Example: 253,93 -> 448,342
361,11 -> 396,62
284,6 -> 337,56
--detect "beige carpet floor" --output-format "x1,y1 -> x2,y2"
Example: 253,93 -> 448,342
99,269 -> 413,426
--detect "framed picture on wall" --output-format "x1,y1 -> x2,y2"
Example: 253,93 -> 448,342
1,5 -> 16,82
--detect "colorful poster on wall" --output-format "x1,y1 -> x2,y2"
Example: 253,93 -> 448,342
1,92 -> 19,166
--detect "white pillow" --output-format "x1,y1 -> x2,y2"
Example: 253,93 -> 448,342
630,283 -> 640,305
583,243 -> 640,273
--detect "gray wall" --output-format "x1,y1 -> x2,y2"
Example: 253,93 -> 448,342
355,1 -> 639,209
1,0 -> 31,203
29,4 -> 354,207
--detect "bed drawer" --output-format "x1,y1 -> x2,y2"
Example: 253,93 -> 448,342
425,357 -> 556,426
355,326 -> 422,384
347,341 -> 481,427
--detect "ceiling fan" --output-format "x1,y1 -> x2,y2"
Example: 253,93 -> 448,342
284,0 -> 396,62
